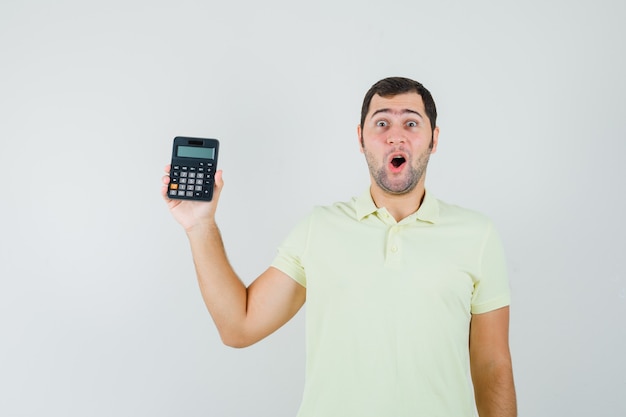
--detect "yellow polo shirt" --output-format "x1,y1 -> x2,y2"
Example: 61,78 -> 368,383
272,190 -> 510,417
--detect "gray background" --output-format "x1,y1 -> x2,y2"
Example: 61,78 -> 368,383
1,0 -> 624,416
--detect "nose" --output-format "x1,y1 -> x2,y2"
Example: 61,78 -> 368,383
386,126 -> 406,144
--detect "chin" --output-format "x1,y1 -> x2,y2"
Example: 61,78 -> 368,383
380,182 -> 419,195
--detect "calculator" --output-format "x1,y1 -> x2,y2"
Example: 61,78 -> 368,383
168,137 -> 220,201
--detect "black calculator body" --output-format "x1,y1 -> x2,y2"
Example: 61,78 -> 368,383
168,137 -> 220,201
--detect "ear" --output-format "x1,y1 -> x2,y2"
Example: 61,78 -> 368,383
430,126 -> 440,154
357,124 -> 364,153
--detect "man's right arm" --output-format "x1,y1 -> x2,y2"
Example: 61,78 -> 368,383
162,166 -> 306,348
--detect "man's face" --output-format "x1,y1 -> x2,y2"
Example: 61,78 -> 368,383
358,92 -> 439,195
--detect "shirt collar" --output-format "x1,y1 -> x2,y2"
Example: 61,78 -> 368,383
414,190 -> 439,224
354,188 -> 440,224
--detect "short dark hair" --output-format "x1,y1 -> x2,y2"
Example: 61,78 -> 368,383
360,77 -> 437,133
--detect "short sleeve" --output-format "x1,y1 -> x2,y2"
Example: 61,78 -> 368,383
270,213 -> 312,288
470,221 -> 511,314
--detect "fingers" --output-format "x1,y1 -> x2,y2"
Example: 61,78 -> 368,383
210,170 -> 224,203
161,180 -> 172,202
161,164 -> 172,202
214,170 -> 224,189
162,164 -> 171,190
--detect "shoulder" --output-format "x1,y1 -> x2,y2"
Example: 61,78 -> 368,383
311,196 -> 360,219
291,197 -> 363,236
430,196 -> 502,246
435,197 -> 493,228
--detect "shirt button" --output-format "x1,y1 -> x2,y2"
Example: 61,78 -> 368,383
391,245 -> 398,253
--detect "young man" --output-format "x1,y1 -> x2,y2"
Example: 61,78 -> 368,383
162,77 -> 517,417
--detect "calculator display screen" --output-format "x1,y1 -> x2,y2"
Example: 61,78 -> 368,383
177,146 -> 215,159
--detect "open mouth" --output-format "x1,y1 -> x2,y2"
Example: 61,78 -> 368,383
390,155 -> 406,168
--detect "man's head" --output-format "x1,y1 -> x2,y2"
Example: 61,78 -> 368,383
357,77 -> 439,196
360,77 -> 437,138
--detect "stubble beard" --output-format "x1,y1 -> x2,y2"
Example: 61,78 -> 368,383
364,146 -> 431,195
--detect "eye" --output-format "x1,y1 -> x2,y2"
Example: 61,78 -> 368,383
406,121 -> 418,127
376,120 -> 388,127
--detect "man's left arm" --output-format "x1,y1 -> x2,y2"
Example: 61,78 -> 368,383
469,306 -> 517,417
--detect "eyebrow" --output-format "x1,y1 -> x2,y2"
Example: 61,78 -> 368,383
370,108 -> 424,119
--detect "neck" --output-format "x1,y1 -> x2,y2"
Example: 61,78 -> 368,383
369,183 -> 426,222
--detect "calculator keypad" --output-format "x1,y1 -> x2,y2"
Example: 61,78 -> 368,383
168,161 -> 215,200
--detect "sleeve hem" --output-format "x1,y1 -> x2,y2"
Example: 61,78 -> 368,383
471,295 -> 511,315
270,261 -> 307,288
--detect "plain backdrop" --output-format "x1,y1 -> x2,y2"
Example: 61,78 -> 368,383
1,0 -> 625,416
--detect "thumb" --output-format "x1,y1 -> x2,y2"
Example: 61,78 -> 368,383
211,170 -> 224,202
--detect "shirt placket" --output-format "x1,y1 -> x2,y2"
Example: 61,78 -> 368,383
376,209 -> 404,269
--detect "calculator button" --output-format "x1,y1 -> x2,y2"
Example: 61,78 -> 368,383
170,158 -> 218,199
